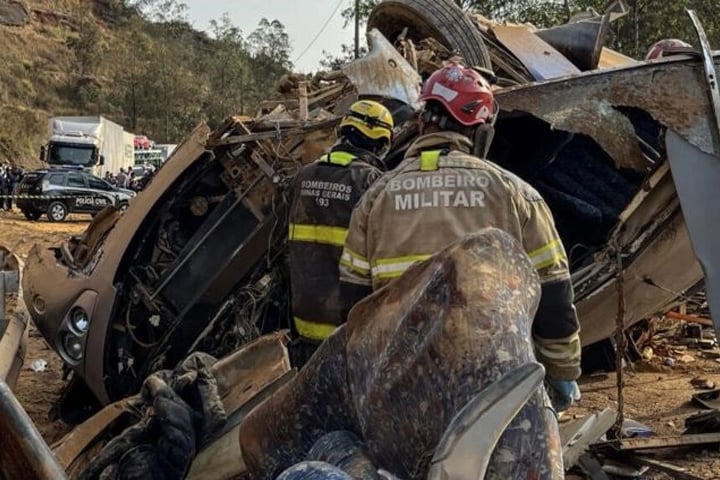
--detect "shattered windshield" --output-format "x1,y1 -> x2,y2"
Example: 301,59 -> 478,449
48,143 -> 96,166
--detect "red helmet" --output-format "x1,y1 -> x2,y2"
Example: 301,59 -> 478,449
645,39 -> 692,60
420,62 -> 495,126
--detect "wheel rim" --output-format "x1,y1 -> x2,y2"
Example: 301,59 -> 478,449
119,204 -> 128,212
51,204 -> 65,220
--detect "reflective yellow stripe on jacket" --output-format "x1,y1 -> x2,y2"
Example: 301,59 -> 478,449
294,316 -> 338,342
420,150 -> 442,171
322,151 -> 356,166
340,247 -> 371,275
288,223 -> 348,247
370,254 -> 432,280
528,239 -> 566,270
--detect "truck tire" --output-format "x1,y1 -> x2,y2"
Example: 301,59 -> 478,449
47,201 -> 68,222
368,0 -> 491,69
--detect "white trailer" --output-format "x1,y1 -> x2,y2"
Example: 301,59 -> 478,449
44,116 -> 135,177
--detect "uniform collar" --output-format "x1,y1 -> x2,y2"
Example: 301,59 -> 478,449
331,142 -> 385,170
405,132 -> 474,158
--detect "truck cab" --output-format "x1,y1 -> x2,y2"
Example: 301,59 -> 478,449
43,116 -> 133,178
44,133 -> 102,169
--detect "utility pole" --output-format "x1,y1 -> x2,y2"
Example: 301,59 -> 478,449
354,0 -> 360,59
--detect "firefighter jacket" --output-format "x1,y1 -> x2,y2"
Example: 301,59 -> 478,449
288,144 -> 383,343
340,131 -> 581,380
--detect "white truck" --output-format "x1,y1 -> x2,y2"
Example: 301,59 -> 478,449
42,116 -> 135,177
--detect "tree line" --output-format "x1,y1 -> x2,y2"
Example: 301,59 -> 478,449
338,0 -> 720,61
66,0 -> 292,144
69,0 -> 720,145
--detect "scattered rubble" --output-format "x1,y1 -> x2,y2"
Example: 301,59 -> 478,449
4,0 -> 720,478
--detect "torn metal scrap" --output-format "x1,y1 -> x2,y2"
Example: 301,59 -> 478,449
496,58 -> 720,167
341,29 -> 422,110
560,408 -> 617,469
490,25 -> 580,81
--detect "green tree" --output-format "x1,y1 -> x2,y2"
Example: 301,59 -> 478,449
205,13 -> 250,119
245,18 -> 293,111
337,0 -> 720,62
248,18 -> 292,70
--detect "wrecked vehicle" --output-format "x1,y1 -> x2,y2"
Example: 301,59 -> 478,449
21,0 -> 720,422
3,234 -> 551,480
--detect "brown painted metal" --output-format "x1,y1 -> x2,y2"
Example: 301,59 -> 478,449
492,25 -> 580,80
23,124 -> 212,404
0,379 -> 67,480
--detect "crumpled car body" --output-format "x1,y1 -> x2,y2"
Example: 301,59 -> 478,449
21,0 -> 720,413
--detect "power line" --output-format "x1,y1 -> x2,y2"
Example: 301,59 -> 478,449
293,0 -> 346,65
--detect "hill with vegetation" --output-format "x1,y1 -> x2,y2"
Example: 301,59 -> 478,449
0,0 -> 293,169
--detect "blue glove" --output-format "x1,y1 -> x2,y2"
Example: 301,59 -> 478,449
546,379 -> 580,412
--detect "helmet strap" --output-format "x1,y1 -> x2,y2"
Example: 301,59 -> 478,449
472,124 -> 495,159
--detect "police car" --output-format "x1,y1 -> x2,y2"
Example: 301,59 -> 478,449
16,168 -> 135,222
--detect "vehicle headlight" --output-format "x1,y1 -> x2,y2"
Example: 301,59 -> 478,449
62,333 -> 84,362
70,307 -> 90,334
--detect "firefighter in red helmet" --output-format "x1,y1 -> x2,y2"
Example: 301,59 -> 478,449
340,61 -> 581,412
645,38 -> 692,60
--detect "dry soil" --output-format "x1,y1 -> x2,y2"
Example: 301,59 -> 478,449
2,209 -> 720,478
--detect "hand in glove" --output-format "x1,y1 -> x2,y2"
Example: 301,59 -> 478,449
546,379 -> 580,412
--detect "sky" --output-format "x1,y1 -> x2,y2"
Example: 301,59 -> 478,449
183,0 -> 354,72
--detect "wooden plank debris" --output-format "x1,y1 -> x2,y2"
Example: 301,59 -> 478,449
627,455 -> 705,480
666,310 -> 714,327
593,432 -> 720,451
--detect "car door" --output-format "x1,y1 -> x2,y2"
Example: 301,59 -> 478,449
65,171 -> 92,213
86,174 -> 116,211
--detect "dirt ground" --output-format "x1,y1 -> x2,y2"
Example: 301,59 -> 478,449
1,209 -> 87,445
3,208 -> 720,478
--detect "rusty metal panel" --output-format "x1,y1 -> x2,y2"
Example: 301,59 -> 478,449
575,210 -> 703,346
491,25 -> 580,80
496,58 -> 720,169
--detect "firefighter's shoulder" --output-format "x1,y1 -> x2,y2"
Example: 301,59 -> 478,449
481,160 -> 543,203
